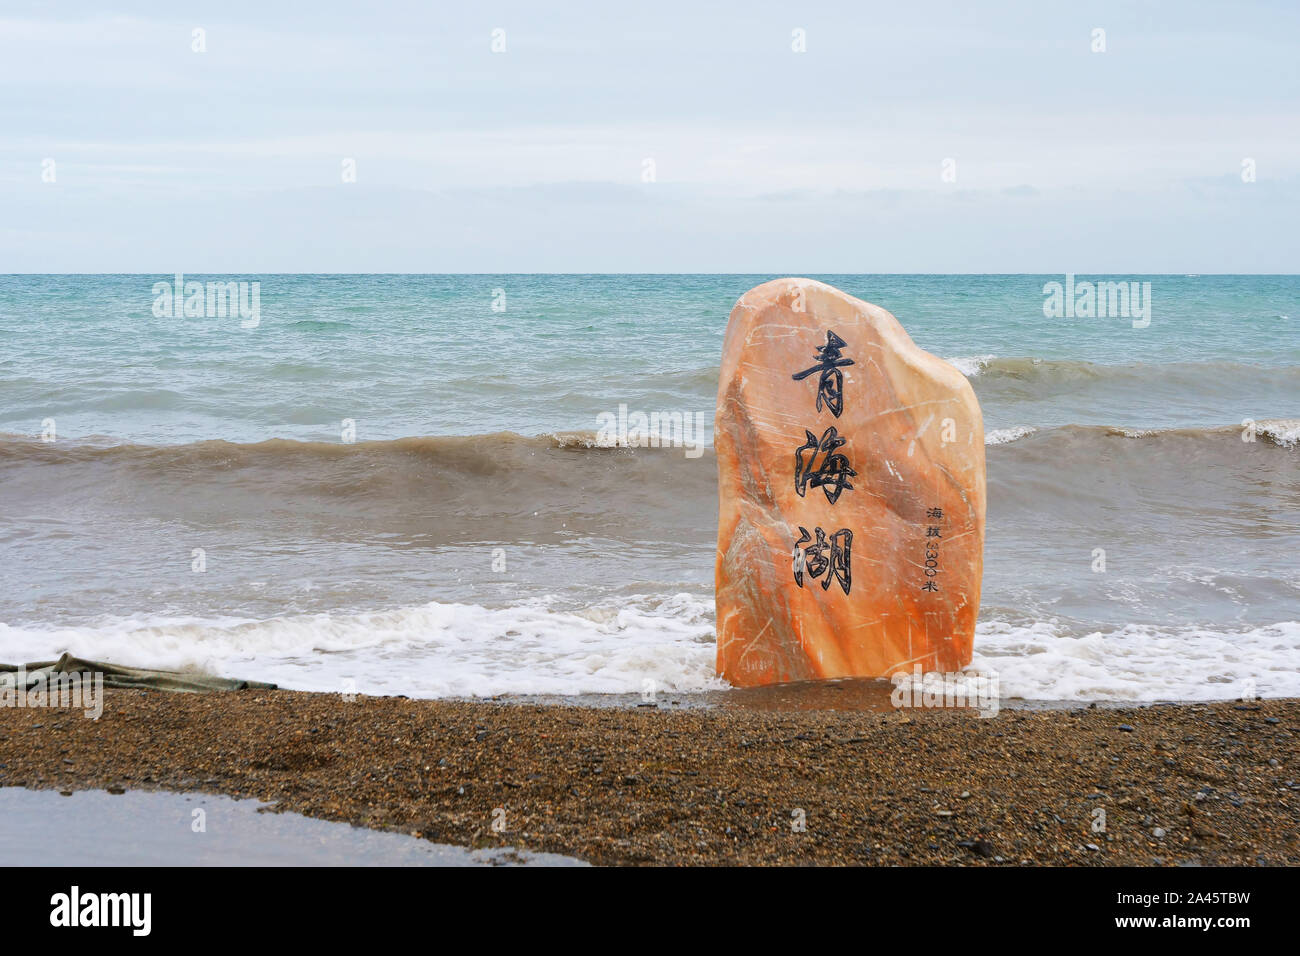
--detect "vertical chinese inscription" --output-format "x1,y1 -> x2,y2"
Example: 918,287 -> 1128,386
921,507 -> 942,592
790,330 -> 855,595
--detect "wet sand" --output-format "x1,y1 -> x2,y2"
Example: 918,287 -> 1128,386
508,677 -> 1129,712
0,689 -> 1295,866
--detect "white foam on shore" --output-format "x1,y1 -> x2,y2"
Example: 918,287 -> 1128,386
2,602 -> 1296,703
972,619 -> 1300,701
0,595 -> 723,699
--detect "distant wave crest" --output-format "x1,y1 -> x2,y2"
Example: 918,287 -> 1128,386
948,354 -> 1300,388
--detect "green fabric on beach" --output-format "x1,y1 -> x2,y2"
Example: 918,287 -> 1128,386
0,653 -> 277,693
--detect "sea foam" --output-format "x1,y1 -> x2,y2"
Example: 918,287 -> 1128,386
3,602 -> 1297,703
946,354 -> 997,377
985,425 -> 1037,445
0,595 -> 724,700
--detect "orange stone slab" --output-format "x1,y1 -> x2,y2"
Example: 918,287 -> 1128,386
715,278 -> 985,687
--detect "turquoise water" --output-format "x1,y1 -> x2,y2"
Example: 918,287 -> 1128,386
0,274 -> 1296,703
2,274 -> 1296,443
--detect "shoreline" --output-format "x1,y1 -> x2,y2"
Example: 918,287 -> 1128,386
1,689 -> 1295,866
473,679 -> 1170,712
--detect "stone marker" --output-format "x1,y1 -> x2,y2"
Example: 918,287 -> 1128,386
714,278 -> 985,687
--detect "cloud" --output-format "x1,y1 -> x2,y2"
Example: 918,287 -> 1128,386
2,1 -> 1298,269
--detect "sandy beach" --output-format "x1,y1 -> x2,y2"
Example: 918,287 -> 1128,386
1,690 -> 1295,866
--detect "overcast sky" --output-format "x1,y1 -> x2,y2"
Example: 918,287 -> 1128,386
3,0 -> 1298,272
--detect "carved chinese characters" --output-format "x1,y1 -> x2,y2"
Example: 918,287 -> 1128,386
715,279 -> 986,686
